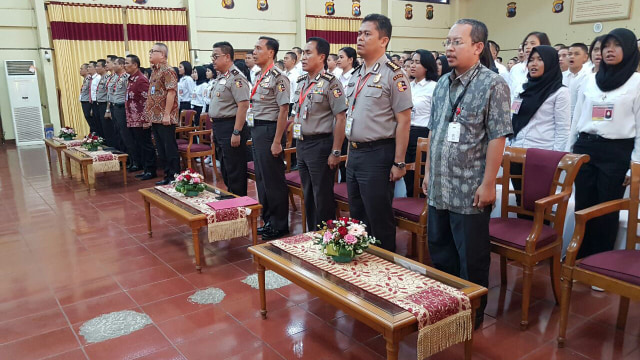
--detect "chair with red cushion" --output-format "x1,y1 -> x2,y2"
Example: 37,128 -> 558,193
558,161 -> 640,348
392,137 -> 429,264
176,110 -> 196,145
178,128 -> 221,180
491,147 -> 589,330
285,170 -> 305,231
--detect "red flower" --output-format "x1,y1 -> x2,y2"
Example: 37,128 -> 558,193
185,174 -> 191,181
339,217 -> 349,222
327,220 -> 334,229
92,135 -> 98,140
337,226 -> 348,236
352,219 -> 360,224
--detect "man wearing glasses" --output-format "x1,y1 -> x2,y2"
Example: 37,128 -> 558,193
208,41 -> 251,196
424,19 -> 512,328
145,43 -> 180,185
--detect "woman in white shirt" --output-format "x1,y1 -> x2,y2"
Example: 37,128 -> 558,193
190,66 -> 207,127
203,64 -> 217,113
510,31 -> 551,102
336,46 -> 357,182
588,36 -> 604,74
405,49 -> 438,196
178,61 -> 195,116
569,28 -> 640,258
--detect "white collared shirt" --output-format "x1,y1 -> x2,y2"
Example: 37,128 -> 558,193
191,82 -> 207,107
285,67 -> 301,103
329,67 -> 342,78
510,87 -> 570,151
338,68 -> 355,91
569,73 -> 640,168
294,61 -> 304,75
178,76 -> 195,103
563,66 -> 591,119
509,62 -> 528,102
495,60 -> 510,86
410,79 -> 437,127
250,65 -> 260,84
90,73 -> 101,102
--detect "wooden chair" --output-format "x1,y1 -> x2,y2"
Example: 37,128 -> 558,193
247,121 -> 295,182
392,137 -> 429,264
558,161 -> 640,348
176,110 -> 197,145
490,147 -> 589,330
178,128 -> 220,180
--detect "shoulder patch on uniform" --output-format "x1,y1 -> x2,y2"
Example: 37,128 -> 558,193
393,73 -> 404,81
332,88 -> 343,98
235,80 -> 243,88
297,74 -> 308,83
277,83 -> 286,92
386,61 -> 401,72
230,69 -> 239,76
330,83 -> 339,90
320,72 -> 335,81
396,80 -> 408,92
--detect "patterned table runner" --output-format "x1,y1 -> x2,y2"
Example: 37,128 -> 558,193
155,185 -> 250,242
52,137 -> 83,147
272,233 -> 472,360
54,138 -> 120,173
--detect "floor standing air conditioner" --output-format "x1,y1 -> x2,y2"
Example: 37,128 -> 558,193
4,60 -> 45,145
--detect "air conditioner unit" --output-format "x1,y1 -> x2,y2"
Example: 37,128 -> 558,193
4,60 -> 45,145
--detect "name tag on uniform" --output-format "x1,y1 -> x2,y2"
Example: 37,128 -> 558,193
301,106 -> 308,120
345,117 -> 353,136
293,123 -> 303,140
192,92 -> 196,100
179,89 -> 184,96
150,86 -> 155,95
447,122 -> 461,143
592,103 -> 614,121
511,99 -> 523,115
246,111 -> 255,127
219,79 -> 227,85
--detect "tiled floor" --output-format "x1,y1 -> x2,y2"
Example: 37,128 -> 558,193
0,144 -> 638,360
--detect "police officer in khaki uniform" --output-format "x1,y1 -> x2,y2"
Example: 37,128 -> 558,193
209,41 -> 251,196
293,37 -> 348,231
95,59 -> 116,146
249,36 -> 291,240
109,58 -> 135,165
346,14 -> 413,252
79,64 -> 93,131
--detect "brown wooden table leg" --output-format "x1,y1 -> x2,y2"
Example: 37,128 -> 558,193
65,155 -> 72,179
384,336 -> 399,360
121,158 -> 127,185
144,199 -> 152,237
192,226 -> 203,273
83,164 -> 91,189
257,263 -> 267,319
45,144 -> 52,170
249,213 -> 258,246
57,149 -> 64,174
464,307 -> 477,360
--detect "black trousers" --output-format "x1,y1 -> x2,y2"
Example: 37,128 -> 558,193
81,102 -> 95,134
90,102 -> 104,137
97,102 -> 116,147
297,135 -> 336,231
179,101 -> 191,118
111,104 -> 128,153
192,105 -> 203,127
428,205 -> 491,319
573,135 -> 633,258
338,139 -> 348,183
346,141 -> 396,251
152,123 -> 180,180
405,126 -> 429,197
213,118 -> 249,196
130,127 -> 157,174
250,121 -> 289,232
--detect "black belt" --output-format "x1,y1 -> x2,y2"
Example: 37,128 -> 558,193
112,103 -> 125,108
349,138 -> 395,149
97,101 -> 107,104
578,132 -> 634,142
300,133 -> 332,141
212,117 -> 235,122
253,119 -> 276,126
410,125 -> 429,130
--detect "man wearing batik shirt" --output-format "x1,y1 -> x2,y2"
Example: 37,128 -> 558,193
125,54 -> 156,180
145,43 -> 179,185
424,19 -> 512,328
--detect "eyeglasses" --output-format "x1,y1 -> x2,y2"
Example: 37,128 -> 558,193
210,54 -> 221,61
148,49 -> 163,55
442,39 -> 469,48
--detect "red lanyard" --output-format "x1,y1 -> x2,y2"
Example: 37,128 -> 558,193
250,63 -> 274,106
296,80 -> 317,117
351,73 -> 372,112
110,74 -> 122,92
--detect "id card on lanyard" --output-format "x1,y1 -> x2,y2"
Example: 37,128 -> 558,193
511,98 -> 523,115
346,72 -> 372,137
293,80 -> 316,140
247,64 -> 274,127
592,102 -> 614,121
446,66 -> 479,143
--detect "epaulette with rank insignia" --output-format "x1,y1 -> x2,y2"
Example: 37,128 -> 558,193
297,74 -> 308,83
230,69 -> 239,76
386,61 -> 401,72
270,66 -> 283,76
320,72 -> 335,81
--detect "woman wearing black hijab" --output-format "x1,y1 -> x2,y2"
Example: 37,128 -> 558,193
436,54 -> 451,78
509,45 -> 570,212
569,28 -> 640,260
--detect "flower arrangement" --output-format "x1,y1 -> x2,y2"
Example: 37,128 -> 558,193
173,168 -> 206,197
58,126 -> 77,140
315,217 -> 378,263
82,133 -> 104,151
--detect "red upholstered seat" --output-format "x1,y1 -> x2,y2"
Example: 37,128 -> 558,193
392,197 -> 425,222
285,171 -> 301,187
177,143 -> 211,152
247,161 -> 255,174
489,217 -> 557,250
333,182 -> 348,202
176,139 -> 188,145
578,250 -> 640,286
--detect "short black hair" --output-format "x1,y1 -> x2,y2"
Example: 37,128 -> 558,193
554,43 -> 566,48
570,42 -> 589,54
126,54 -> 141,68
213,41 -> 235,60
403,58 -> 412,65
292,46 -> 303,55
245,50 -> 254,57
106,55 -> 118,61
497,56 -> 503,63
488,40 -> 500,53
81,63 -> 89,69
259,36 -> 279,60
414,49 -> 439,81
115,57 -> 125,65
391,54 -> 401,61
308,37 -> 330,68
179,61 -> 193,79
96,59 -> 106,67
522,31 -> 551,48
454,19 -> 488,44
328,53 -> 338,61
285,51 -> 297,62
339,46 -> 357,63
362,13 -> 392,40
89,61 -> 97,66
588,36 -> 605,60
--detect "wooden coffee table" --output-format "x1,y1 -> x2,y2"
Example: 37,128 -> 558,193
44,138 -> 68,174
248,243 -> 487,360
139,186 -> 262,272
62,148 -> 128,190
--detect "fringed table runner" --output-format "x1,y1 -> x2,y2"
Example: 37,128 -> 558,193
155,185 -> 250,242
272,233 -> 472,360
73,147 -> 121,173
52,137 -> 83,148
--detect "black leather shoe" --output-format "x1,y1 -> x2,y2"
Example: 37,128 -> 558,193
140,172 -> 157,180
155,179 -> 171,186
257,222 -> 271,235
261,228 -> 289,241
129,165 -> 141,172
135,173 -> 145,178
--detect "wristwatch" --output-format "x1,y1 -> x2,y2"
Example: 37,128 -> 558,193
331,149 -> 341,157
232,129 -> 241,136
393,162 -> 406,169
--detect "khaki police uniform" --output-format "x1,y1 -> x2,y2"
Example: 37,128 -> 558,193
248,64 -> 291,233
293,71 -> 347,230
109,73 -> 130,154
96,74 -> 115,146
208,65 -> 251,196
80,76 -> 93,132
345,54 -> 413,251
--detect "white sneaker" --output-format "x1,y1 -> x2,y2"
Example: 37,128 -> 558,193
204,156 -> 212,164
195,158 -> 201,163
591,285 -> 604,292
215,160 -> 221,168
